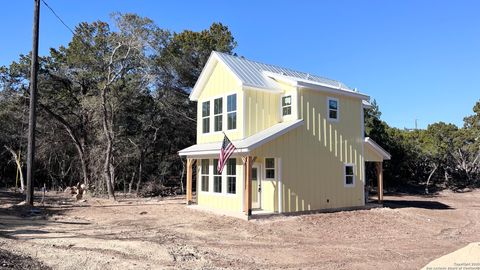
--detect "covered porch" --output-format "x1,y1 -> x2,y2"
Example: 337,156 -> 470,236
179,120 -> 303,219
364,137 -> 392,203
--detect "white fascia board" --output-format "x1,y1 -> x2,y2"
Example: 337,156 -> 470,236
365,137 -> 391,160
262,71 -> 299,87
297,81 -> 370,100
190,52 -> 244,101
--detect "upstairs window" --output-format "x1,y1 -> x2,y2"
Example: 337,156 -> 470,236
327,97 -> 339,121
214,98 -> 223,132
202,101 -> 210,133
265,158 -> 275,179
282,95 -> 292,116
201,159 -> 210,192
226,159 -> 236,194
344,164 -> 355,187
227,94 -> 237,130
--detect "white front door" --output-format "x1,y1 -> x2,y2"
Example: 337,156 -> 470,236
251,164 -> 261,209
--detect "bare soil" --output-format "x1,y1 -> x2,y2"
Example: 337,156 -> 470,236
0,189 -> 479,269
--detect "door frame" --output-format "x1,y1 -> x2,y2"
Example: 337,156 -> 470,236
252,163 -> 262,209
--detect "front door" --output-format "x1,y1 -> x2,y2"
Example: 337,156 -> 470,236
251,165 -> 261,209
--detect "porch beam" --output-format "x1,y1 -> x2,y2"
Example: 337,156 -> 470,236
376,161 -> 384,203
186,158 -> 193,205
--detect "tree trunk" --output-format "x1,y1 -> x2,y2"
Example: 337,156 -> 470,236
425,164 -> 438,194
128,171 -> 136,194
101,87 -> 115,200
135,153 -> 144,194
4,146 -> 25,191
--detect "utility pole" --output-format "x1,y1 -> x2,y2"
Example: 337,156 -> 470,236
26,0 -> 40,205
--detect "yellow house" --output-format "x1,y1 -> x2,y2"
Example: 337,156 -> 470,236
179,51 -> 390,218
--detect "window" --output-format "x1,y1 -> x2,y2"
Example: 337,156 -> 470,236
265,158 -> 275,179
214,98 -> 223,132
226,158 -> 236,194
213,159 -> 222,193
282,95 -> 292,116
201,159 -> 209,191
327,97 -> 339,121
202,101 -> 210,133
344,164 -> 355,186
227,94 -> 237,130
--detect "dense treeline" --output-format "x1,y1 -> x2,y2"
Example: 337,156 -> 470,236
0,14 -> 236,198
0,13 -> 479,198
365,100 -> 480,192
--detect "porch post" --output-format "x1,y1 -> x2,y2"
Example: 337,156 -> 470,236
376,161 -> 384,203
186,158 -> 193,205
243,156 -> 253,216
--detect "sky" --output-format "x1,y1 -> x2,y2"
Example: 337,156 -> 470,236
1,0 -> 479,129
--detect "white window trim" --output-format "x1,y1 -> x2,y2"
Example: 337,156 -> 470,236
200,91 -> 238,136
212,158 -> 222,193
327,97 -> 340,122
226,158 -> 237,194
199,158 -> 238,197
213,97 -> 223,133
265,157 -> 276,179
200,159 -> 210,192
226,93 -> 238,131
344,163 -> 355,188
201,101 -> 211,134
281,94 -> 292,116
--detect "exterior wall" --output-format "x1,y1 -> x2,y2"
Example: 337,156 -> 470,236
196,157 -> 244,213
244,82 -> 298,137
196,62 -> 243,144
251,88 -> 365,212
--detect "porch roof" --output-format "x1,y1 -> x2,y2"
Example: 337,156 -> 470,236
364,137 -> 391,161
178,119 -> 304,157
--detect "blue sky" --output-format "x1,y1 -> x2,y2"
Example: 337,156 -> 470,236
1,0 -> 479,129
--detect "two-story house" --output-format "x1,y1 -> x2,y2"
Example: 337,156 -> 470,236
179,51 -> 390,218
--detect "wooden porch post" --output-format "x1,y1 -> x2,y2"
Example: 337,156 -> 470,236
186,158 -> 193,205
376,161 -> 384,203
243,156 -> 253,216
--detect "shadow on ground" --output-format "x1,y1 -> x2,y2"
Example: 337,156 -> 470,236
383,200 -> 453,210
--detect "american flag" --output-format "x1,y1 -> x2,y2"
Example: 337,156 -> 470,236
217,134 -> 236,174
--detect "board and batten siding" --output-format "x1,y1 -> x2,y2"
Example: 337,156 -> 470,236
196,61 -> 244,144
196,158 -> 244,212
252,88 -> 365,212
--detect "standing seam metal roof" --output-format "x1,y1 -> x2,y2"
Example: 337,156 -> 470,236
214,51 -> 353,91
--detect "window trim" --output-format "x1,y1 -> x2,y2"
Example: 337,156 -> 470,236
213,97 -> 223,132
226,158 -> 237,194
200,159 -> 210,192
226,93 -> 237,131
344,163 -> 355,187
265,158 -> 275,179
327,97 -> 340,122
213,158 -> 222,193
281,95 -> 292,117
202,101 -> 211,133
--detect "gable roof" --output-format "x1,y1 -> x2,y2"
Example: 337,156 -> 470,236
365,137 -> 391,160
178,119 -> 304,156
190,51 -> 369,101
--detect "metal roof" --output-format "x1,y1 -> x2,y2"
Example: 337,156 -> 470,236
178,119 -> 304,156
214,51 -> 353,91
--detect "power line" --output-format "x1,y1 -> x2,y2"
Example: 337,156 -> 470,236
40,0 -> 74,35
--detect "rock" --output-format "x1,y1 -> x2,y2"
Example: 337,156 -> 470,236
139,211 -> 148,215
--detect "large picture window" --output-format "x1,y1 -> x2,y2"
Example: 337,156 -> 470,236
282,95 -> 292,116
213,159 -> 222,193
344,164 -> 355,187
327,97 -> 339,121
201,159 -> 209,192
226,159 -> 236,194
214,98 -> 223,132
202,101 -> 210,133
227,94 -> 237,130
265,158 -> 275,179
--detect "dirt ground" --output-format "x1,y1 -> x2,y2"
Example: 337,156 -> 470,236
0,190 -> 479,270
